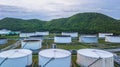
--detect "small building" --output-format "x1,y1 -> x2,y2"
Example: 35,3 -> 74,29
0,29 -> 11,35
79,35 -> 98,43
39,49 -> 71,67
105,35 -> 120,43
54,35 -> 72,43
76,49 -> 114,67
0,49 -> 32,67
0,38 -> 8,45
35,31 -> 49,36
62,32 -> 78,38
21,39 -> 42,50
98,33 -> 113,38
9,31 -> 20,35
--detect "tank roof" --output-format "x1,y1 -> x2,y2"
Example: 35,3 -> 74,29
62,32 -> 78,33
0,49 -> 32,58
106,35 -> 120,37
23,39 -> 40,42
30,35 -> 44,37
77,49 -> 113,58
80,35 -> 97,37
39,49 -> 71,58
55,35 -> 71,37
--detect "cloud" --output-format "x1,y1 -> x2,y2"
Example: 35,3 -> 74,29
0,5 -> 50,20
0,0 -> 120,20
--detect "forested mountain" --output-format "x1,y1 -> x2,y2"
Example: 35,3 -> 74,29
0,17 -> 46,32
0,12 -> 120,34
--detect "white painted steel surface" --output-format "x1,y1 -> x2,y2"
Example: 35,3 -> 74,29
99,33 -> 113,38
76,49 -> 114,67
19,33 -> 35,37
62,32 -> 78,37
54,35 -> 72,43
0,29 -> 11,35
105,36 -> 120,43
36,31 -> 49,36
79,35 -> 98,43
21,39 -> 42,50
39,49 -> 71,67
0,49 -> 32,67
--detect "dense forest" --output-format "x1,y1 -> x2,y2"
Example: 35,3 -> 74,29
0,12 -> 120,34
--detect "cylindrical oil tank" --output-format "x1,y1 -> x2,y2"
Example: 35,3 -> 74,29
19,33 -> 27,37
0,38 -> 8,45
105,35 -> 120,43
19,33 -> 35,37
26,33 -> 36,37
21,39 -> 42,50
98,33 -> 113,38
79,35 -> 98,43
76,49 -> 114,67
39,49 -> 71,67
0,49 -> 32,67
29,35 -> 44,40
35,31 -> 49,36
54,35 -> 72,43
62,32 -> 78,38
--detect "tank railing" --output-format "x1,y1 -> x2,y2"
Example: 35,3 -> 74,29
0,57 -> 8,66
87,50 -> 102,67
42,57 -> 55,67
87,57 -> 102,67
22,42 -> 29,49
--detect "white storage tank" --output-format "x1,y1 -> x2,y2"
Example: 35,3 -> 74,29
98,33 -> 113,38
0,49 -> 32,67
62,32 -> 78,38
27,33 -> 36,37
19,33 -> 27,37
29,35 -> 44,40
36,31 -> 49,36
54,35 -> 72,43
21,39 -> 42,50
0,29 -> 11,35
39,49 -> 71,67
19,33 -> 35,37
79,35 -> 98,43
105,35 -> 120,43
76,49 -> 114,67
0,38 -> 8,45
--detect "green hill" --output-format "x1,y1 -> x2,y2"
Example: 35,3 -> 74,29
0,12 -> 120,34
0,17 -> 46,32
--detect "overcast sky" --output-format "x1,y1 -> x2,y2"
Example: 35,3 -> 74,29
0,0 -> 120,20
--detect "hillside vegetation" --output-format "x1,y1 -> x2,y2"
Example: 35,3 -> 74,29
0,12 -> 120,34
